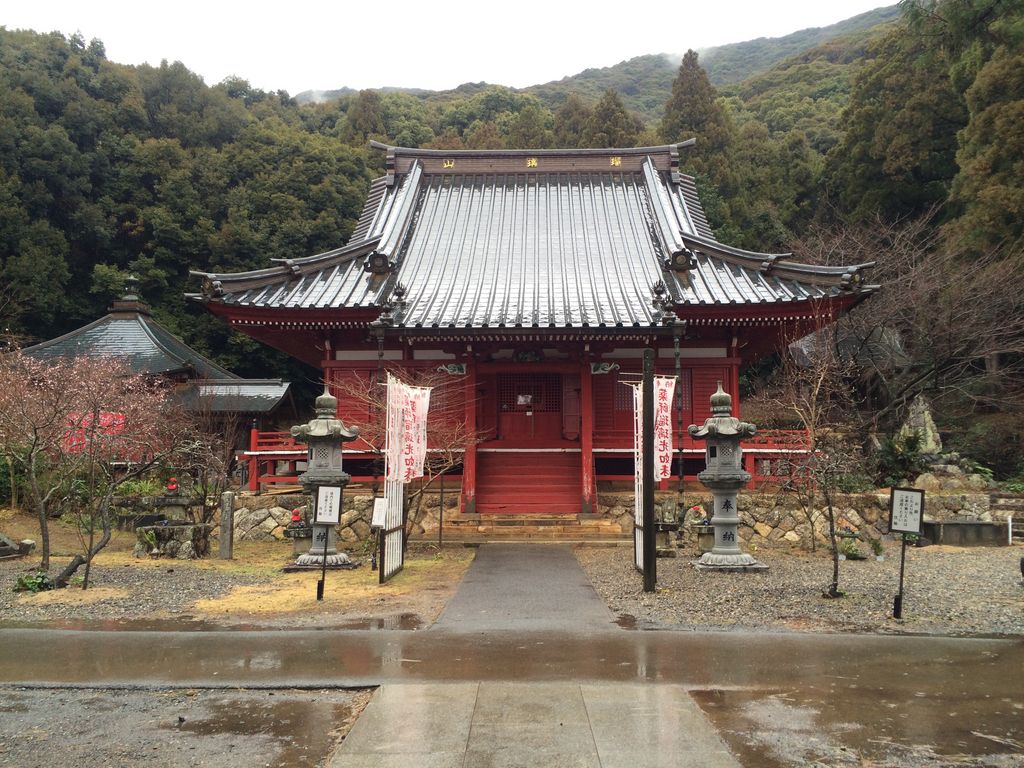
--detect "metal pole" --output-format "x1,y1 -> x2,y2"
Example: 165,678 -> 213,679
642,348 -> 656,593
316,493 -> 327,601
674,324 -> 684,528
893,535 -> 908,619
439,469 -> 445,548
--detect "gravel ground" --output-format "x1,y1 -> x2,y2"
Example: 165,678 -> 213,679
0,557 -> 267,627
576,543 -> 1024,636
0,686 -> 372,768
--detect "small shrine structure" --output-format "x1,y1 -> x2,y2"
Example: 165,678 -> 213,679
22,280 -> 293,432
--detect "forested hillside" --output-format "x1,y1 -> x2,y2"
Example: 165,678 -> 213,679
701,5 -> 902,85
296,6 -> 900,121
1,0 -> 1022,472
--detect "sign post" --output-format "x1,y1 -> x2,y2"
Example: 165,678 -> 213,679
889,487 -> 924,619
314,486 -> 342,600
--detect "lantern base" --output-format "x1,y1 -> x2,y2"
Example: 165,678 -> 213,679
693,551 -> 769,572
283,554 -> 361,572
294,551 -> 352,567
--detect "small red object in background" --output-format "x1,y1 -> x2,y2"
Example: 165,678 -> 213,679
166,477 -> 178,492
291,509 -> 302,523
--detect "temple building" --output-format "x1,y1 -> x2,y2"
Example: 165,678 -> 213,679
23,280 -> 293,431
191,143 -> 875,514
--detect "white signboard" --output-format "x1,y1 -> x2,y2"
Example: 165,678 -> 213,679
315,486 -> 342,525
889,487 -> 924,534
371,498 -> 388,529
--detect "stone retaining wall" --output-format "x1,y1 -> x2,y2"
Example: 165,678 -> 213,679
224,485 -> 991,551
227,491 -> 458,547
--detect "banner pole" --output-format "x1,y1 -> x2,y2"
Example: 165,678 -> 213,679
642,349 -> 656,593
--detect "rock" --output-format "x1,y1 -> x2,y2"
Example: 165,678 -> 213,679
914,473 -> 943,492
338,527 -> 358,543
339,509 -> 363,528
964,474 -> 990,491
267,506 -> 292,524
753,522 -> 772,538
897,395 -> 942,454
351,520 -> 372,540
176,542 -> 196,559
777,516 -> 797,534
350,495 -> 373,512
783,530 -> 801,543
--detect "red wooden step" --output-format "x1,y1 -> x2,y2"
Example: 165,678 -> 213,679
474,452 -> 583,515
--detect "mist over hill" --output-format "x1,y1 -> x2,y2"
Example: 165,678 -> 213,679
295,5 -> 900,121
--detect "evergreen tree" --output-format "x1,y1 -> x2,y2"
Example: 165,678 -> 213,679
659,50 -> 738,236
553,94 -> 592,148
580,89 -> 642,148
947,44 -> 1024,249
823,29 -> 965,223
659,50 -> 734,176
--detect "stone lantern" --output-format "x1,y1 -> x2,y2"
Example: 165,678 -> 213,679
290,386 -> 360,567
688,383 -> 767,572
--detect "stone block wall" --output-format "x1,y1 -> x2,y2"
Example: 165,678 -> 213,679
226,490 -> 457,548
595,487 -> 991,550
222,482 -> 992,552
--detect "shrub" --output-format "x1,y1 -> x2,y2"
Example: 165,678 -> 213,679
116,478 -> 166,498
13,572 -> 54,593
874,432 -> 929,488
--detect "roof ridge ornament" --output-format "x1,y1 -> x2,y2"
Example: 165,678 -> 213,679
664,246 -> 697,273
377,282 -> 408,327
650,280 -> 675,324
364,250 -> 396,275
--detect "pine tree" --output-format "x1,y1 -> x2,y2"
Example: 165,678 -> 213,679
659,50 -> 737,235
659,50 -> 734,176
580,90 -> 643,148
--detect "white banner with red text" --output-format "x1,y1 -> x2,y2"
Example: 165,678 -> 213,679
384,372 -> 432,484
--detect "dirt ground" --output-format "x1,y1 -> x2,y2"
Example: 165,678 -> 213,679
0,508 -> 474,630
0,509 -> 461,767
0,686 -> 373,768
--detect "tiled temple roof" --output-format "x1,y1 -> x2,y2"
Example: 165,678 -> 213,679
191,143 -> 876,329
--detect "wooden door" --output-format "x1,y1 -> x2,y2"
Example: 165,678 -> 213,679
497,373 -> 563,443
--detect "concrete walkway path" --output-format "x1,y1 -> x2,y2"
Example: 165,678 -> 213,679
332,544 -> 738,767
432,544 -> 616,632
330,682 -> 739,768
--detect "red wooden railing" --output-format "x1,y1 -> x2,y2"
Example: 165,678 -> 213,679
241,427 -> 811,493
241,429 -> 307,492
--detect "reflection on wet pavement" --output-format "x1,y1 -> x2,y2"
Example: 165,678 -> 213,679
2,629 -> 1021,765
0,612 -> 425,632
693,684 -> 1024,767
173,695 -> 362,767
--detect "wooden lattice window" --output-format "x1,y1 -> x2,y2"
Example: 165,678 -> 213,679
498,374 -> 562,412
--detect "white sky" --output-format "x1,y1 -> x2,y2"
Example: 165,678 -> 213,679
4,1 -> 892,95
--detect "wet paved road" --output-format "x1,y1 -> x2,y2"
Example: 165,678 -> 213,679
2,626 -> 1022,765
2,542 -> 1022,765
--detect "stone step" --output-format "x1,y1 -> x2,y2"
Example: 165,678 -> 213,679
991,499 -> 1024,510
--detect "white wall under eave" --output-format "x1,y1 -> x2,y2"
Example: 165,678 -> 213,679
335,350 -> 403,361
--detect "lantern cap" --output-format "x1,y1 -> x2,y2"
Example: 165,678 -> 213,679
710,381 -> 732,415
687,382 -> 756,440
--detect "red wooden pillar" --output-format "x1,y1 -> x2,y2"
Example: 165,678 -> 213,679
580,360 -> 595,514
462,359 -> 477,514
248,426 -> 260,492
